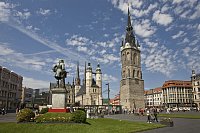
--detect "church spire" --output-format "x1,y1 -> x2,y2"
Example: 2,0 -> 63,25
75,61 -> 80,85
127,6 -> 132,28
125,6 -> 136,47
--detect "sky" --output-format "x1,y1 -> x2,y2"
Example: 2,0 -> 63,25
0,0 -> 200,98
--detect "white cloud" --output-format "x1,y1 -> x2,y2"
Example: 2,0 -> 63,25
15,11 -> 31,20
172,0 -> 184,4
198,24 -> 200,30
77,46 -> 88,53
66,35 -> 90,46
0,44 -> 47,72
6,20 -> 88,64
134,19 -> 156,38
37,8 -> 51,16
102,74 -> 118,82
152,10 -> 173,26
103,54 -> 120,62
172,31 -> 185,39
182,38 -> 189,43
189,4 -> 200,19
142,39 -> 176,77
132,3 -> 158,17
182,47 -> 191,57
111,0 -> 157,18
0,44 -> 15,55
23,76 -> 49,89
104,34 -> 109,37
0,2 -> 11,22
161,4 -> 169,12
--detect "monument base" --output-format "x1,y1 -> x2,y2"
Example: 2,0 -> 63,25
48,108 -> 70,113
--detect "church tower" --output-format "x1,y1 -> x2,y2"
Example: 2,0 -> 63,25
96,64 -> 102,105
75,61 -> 80,86
120,7 -> 145,110
75,62 -> 81,97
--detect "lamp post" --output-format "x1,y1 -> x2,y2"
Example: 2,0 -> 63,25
106,83 -> 110,114
151,89 -> 154,108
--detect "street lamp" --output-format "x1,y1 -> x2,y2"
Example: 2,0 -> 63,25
106,83 -> 110,114
151,89 -> 154,108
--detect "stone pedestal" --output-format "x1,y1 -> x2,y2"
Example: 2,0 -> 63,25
49,88 -> 68,113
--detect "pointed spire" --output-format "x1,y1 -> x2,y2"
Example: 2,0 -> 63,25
127,6 -> 132,29
125,5 -> 136,47
75,61 -> 80,85
76,61 -> 80,78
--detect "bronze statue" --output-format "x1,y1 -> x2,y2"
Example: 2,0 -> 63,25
52,59 -> 67,88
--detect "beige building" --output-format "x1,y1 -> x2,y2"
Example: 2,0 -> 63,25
162,80 -> 192,108
145,87 -> 162,108
191,70 -> 200,108
120,7 -> 145,110
0,66 -> 23,110
75,63 -> 102,106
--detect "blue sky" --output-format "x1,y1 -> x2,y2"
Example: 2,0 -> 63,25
0,0 -> 200,98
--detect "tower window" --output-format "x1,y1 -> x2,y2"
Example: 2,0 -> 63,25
137,71 -> 140,78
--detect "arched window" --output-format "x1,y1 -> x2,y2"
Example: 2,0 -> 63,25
137,71 -> 140,78
135,53 -> 137,65
133,69 -> 135,78
123,70 -> 125,78
127,52 -> 130,60
127,69 -> 130,77
133,53 -> 137,64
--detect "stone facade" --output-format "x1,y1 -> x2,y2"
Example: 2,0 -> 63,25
0,66 -> 23,110
191,70 -> 200,108
120,7 -> 145,110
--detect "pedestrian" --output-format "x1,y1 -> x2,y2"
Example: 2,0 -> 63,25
16,108 -> 19,114
153,108 -> 158,122
2,108 -> 5,115
166,108 -> 170,114
146,109 -> 151,123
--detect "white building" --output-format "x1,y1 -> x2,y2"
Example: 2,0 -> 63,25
145,87 -> 162,108
191,70 -> 200,108
75,63 -> 102,106
162,80 -> 192,108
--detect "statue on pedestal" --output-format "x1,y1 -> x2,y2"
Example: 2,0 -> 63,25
52,59 -> 67,88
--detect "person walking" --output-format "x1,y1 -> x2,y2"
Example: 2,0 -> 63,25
146,109 -> 151,123
153,108 -> 158,122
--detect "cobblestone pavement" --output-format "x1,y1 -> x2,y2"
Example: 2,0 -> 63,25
105,112 -> 200,133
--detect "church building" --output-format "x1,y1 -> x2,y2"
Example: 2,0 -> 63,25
120,7 -> 145,110
75,62 -> 103,106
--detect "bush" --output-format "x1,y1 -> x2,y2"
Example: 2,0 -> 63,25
16,108 -> 35,122
40,108 -> 48,114
72,110 -> 86,123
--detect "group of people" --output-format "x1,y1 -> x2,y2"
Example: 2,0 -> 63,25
146,108 -> 158,123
